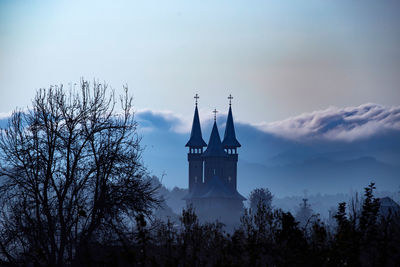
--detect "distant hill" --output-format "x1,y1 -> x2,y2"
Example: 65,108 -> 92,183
238,156 -> 400,197
136,104 -> 400,197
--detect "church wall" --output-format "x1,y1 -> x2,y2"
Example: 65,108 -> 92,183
188,153 -> 203,192
203,157 -> 225,184
203,156 -> 238,191
224,155 -> 238,191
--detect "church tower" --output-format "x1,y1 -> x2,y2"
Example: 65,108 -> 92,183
184,94 -> 245,225
202,109 -> 228,185
221,94 -> 241,191
185,94 -> 207,194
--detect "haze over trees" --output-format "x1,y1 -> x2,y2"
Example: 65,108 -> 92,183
295,198 -> 315,228
116,183 -> 400,266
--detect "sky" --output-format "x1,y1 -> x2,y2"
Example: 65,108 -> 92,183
1,0 -> 400,195
1,0 -> 400,124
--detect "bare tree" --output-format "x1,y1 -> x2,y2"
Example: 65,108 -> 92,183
0,80 -> 158,265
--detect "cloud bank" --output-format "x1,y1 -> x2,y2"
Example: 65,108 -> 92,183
136,103 -> 400,143
135,109 -> 192,134
253,103 -> 400,142
136,108 -> 221,135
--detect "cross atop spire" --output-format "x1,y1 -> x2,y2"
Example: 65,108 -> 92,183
213,108 -> 218,121
228,94 -> 233,106
194,93 -> 200,106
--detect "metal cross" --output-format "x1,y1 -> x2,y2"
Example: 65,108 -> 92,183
194,93 -> 199,106
212,108 -> 218,121
228,94 -> 233,106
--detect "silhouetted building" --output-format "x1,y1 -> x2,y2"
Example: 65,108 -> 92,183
183,94 -> 245,224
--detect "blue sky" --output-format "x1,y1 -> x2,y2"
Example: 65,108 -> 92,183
1,1 -> 400,195
1,0 -> 400,124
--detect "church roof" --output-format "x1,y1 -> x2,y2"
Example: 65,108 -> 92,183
202,121 -> 227,157
182,175 -> 246,201
200,176 -> 246,200
182,184 -> 205,200
222,106 -> 241,148
185,105 -> 207,148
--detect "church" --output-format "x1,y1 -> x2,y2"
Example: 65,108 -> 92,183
183,94 -> 245,224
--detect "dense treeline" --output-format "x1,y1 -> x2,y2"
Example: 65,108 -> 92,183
71,183 -> 400,266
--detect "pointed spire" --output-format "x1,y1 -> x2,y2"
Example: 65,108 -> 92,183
203,121 -> 227,157
222,96 -> 241,148
186,95 -> 207,148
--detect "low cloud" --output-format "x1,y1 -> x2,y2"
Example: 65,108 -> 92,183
137,103 -> 400,142
136,108 -> 225,135
256,103 -> 400,142
0,112 -> 12,120
136,109 -> 192,134
0,112 -> 12,129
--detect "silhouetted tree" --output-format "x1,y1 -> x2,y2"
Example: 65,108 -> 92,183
359,183 -> 381,266
330,184 -> 384,266
309,219 -> 328,265
295,198 -> 314,228
0,80 -> 159,265
249,188 -> 273,212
